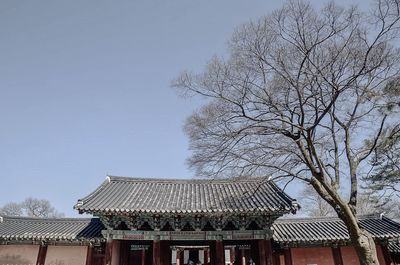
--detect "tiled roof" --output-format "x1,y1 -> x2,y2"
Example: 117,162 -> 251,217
273,215 -> 400,246
0,216 -> 104,242
74,176 -> 298,215
388,241 -> 400,253
1,214 -> 399,252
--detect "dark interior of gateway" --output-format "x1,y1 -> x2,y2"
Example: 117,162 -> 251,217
114,240 -> 261,265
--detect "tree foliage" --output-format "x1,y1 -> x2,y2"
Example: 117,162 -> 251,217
0,197 -> 64,218
174,0 -> 400,264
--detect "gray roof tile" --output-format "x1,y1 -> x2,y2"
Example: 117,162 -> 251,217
388,241 -> 400,253
74,176 -> 298,215
0,216 -> 104,242
1,214 -> 399,252
273,215 -> 400,245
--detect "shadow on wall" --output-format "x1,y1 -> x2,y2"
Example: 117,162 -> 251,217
0,254 -> 30,264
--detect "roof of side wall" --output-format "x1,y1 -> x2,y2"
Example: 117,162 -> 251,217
0,216 -> 105,242
1,214 -> 399,249
273,214 -> 400,246
74,176 -> 298,215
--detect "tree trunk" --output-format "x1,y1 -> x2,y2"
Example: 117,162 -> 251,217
310,178 -> 380,265
352,229 -> 380,265
342,214 -> 380,265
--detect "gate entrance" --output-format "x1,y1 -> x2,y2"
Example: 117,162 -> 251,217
172,245 -> 210,265
119,240 -> 265,265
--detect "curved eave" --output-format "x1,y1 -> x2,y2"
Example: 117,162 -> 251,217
275,238 -> 351,248
0,236 -> 105,243
77,206 -> 296,216
274,235 -> 398,248
74,178 -> 111,210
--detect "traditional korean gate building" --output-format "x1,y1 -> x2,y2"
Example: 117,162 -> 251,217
0,175 -> 400,265
74,176 -> 299,265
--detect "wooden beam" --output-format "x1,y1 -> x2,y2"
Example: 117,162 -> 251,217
283,248 -> 292,265
331,247 -> 343,265
36,244 -> 48,265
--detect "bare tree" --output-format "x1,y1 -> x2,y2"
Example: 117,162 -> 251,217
356,192 -> 400,218
0,197 -> 64,218
0,202 -> 23,216
22,197 -> 64,218
300,184 -> 335,217
300,185 -> 400,218
173,1 -> 400,264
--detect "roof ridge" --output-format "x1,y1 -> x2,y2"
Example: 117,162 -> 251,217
381,215 -> 400,228
275,214 -> 384,223
107,175 -> 274,184
0,216 -> 99,222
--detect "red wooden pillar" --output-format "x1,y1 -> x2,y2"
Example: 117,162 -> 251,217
239,248 -> 245,265
204,248 -> 209,265
209,240 -> 225,265
283,248 -> 292,265
86,245 -> 94,265
209,241 -> 215,265
141,249 -> 146,265
230,247 -> 235,265
104,241 -> 113,265
264,240 -> 274,265
381,245 -> 393,265
331,247 -> 343,265
36,244 -> 48,265
119,241 -> 128,265
215,240 -> 225,265
180,249 -> 185,265
253,240 -> 273,265
153,238 -> 161,265
176,249 -> 181,265
272,252 -> 281,265
160,241 -> 171,265
257,240 -> 267,265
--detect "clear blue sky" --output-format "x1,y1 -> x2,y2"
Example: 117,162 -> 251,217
0,0 -> 365,217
